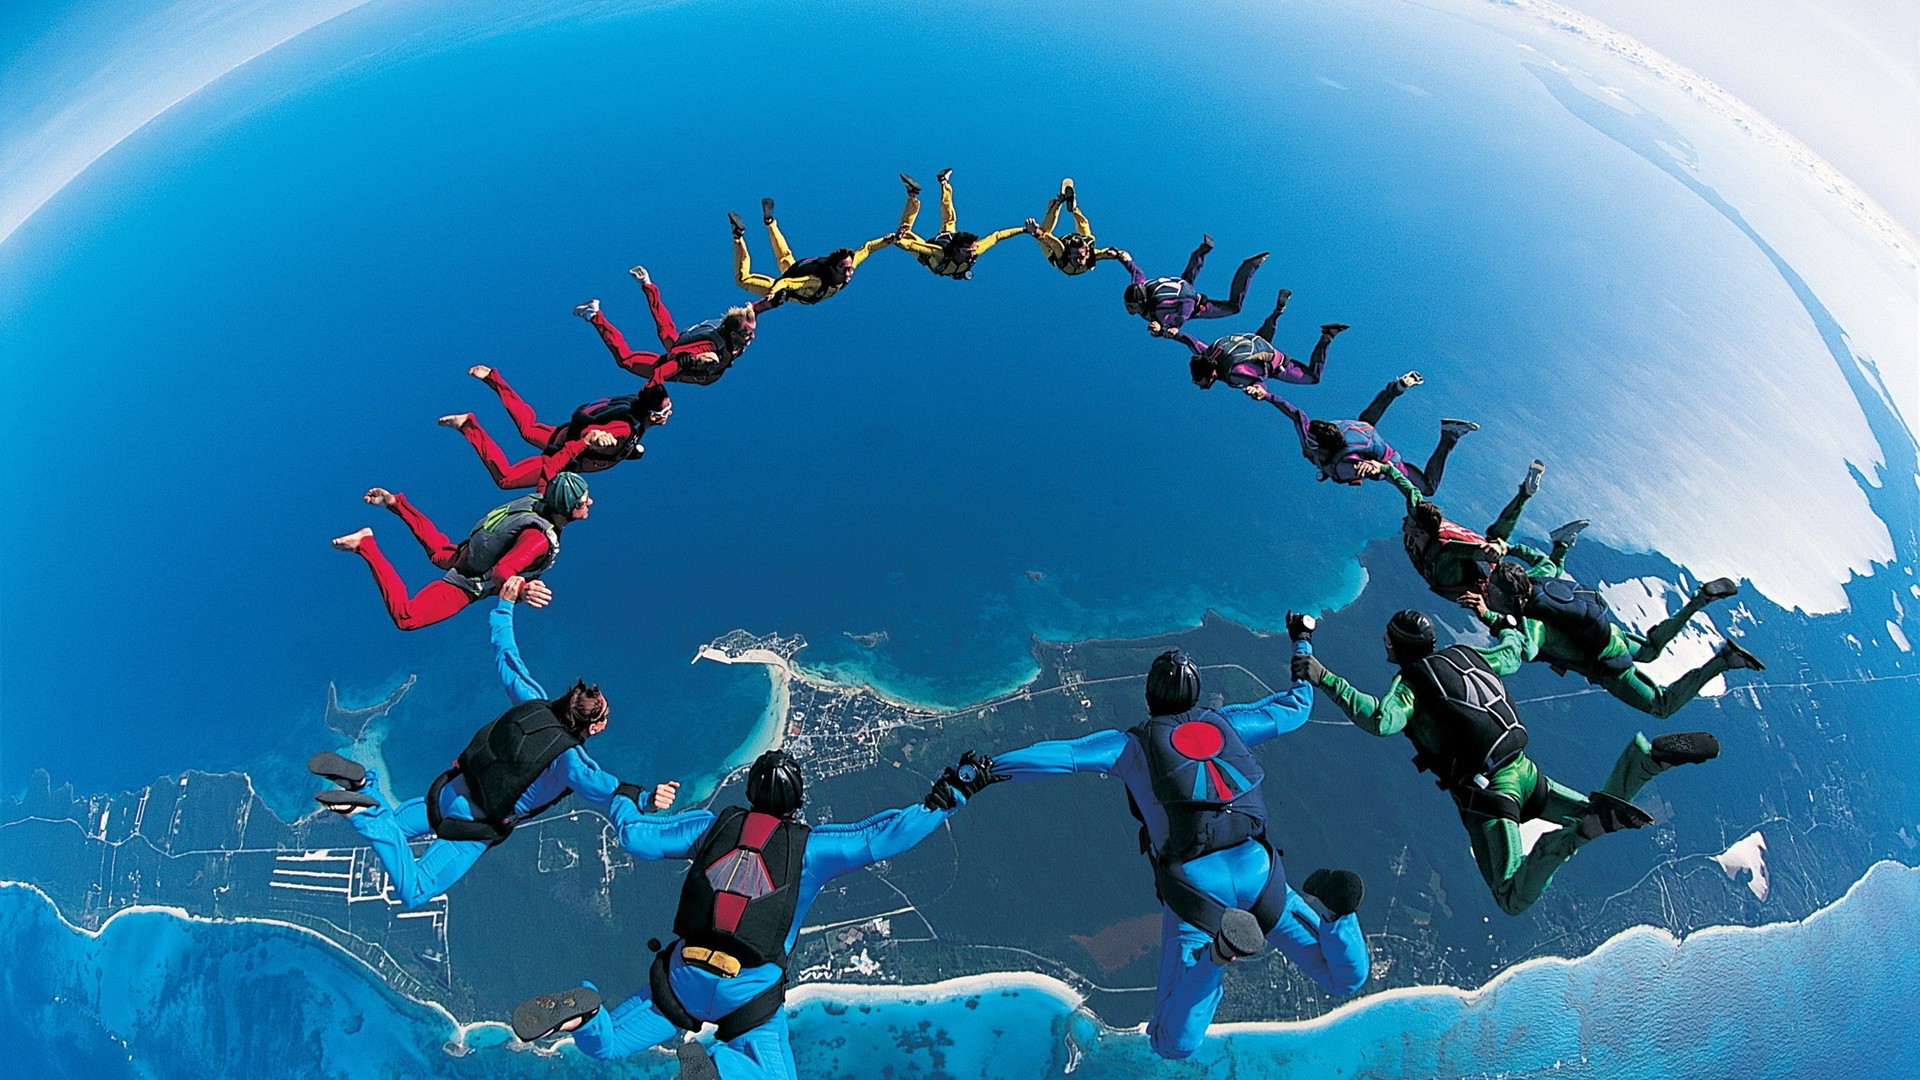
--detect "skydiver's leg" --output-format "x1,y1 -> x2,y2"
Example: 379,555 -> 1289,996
709,1012 -> 798,1080
1635,584 -> 1735,662
1036,198 -> 1062,235
570,984 -> 683,1061
1215,251 -> 1267,316
1264,886 -> 1369,994
639,281 -> 681,349
344,796 -> 488,908
386,493 -> 460,567
898,180 -> 922,234
1398,459 -> 1439,498
440,416 -> 543,489
1484,477 -> 1535,543
346,541 -> 473,631
733,234 -> 772,295
1255,289 -> 1291,343
1356,381 -> 1403,426
1643,653 -> 1734,718
938,172 -> 957,234
1598,732 -> 1670,801
586,308 -> 657,375
1182,236 -> 1212,283
1069,203 -> 1094,236
479,369 -> 556,448
1463,802 -> 1587,916
765,218 -> 795,272
1145,908 -> 1227,1060
1293,323 -> 1342,385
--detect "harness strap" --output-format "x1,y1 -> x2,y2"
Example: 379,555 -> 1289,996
647,946 -> 789,1042
1150,835 -> 1289,938
423,766 -> 515,845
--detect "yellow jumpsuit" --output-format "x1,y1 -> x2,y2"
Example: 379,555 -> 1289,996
734,218 -> 893,305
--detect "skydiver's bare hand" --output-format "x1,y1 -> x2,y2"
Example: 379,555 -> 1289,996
1244,384 -> 1272,401
1024,218 -> 1041,235
1457,590 -> 1489,615
1353,460 -> 1384,479
651,780 -> 680,811
521,579 -> 552,606
584,430 -> 618,449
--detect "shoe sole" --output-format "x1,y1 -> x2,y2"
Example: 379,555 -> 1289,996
307,751 -> 366,789
512,986 -> 601,1042
1214,908 -> 1266,961
1650,732 -> 1721,766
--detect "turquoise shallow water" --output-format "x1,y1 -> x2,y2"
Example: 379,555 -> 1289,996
7,862 -> 1917,1079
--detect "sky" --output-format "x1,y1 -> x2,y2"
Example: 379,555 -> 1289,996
1,0 -> 1914,249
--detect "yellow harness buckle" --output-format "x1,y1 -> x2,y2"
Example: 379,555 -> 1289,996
681,946 -> 742,978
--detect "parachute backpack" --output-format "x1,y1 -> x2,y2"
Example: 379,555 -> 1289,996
425,700 -> 583,844
1399,645 -> 1528,789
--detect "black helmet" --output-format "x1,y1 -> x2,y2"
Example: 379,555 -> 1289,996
1146,649 -> 1201,716
1188,354 -> 1220,388
1123,282 -> 1149,314
746,749 -> 804,817
1386,610 -> 1437,660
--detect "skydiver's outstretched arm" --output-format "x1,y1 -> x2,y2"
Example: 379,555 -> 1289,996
1356,378 -> 1408,427
1219,640 -> 1314,746
809,799 -> 964,882
850,234 -> 897,267
1116,252 -> 1149,287
489,600 -> 548,704
969,226 -> 1026,257
1305,664 -> 1416,738
1263,392 -> 1318,456
994,729 -> 1130,779
610,801 -> 714,861
1378,462 -> 1426,513
1164,328 -> 1209,356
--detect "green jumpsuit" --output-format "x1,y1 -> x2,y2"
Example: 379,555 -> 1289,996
1312,629 -> 1676,915
1487,547 -> 1736,719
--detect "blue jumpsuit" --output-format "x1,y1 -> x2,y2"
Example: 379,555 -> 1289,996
570,793 -> 968,1078
344,600 -> 623,908
994,640 -> 1369,1060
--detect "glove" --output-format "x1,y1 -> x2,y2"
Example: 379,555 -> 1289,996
1291,654 -> 1328,685
924,751 -> 1007,810
1286,612 -> 1316,642
614,781 -> 647,807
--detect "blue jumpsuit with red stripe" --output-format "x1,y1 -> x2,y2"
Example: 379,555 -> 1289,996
993,639 -> 1369,1059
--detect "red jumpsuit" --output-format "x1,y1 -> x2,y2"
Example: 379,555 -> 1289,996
350,493 -> 556,630
588,282 -> 727,387
455,369 -> 641,488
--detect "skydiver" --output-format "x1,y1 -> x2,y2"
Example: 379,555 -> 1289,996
439,365 -> 669,490
894,168 -> 1025,280
1462,558 -> 1765,718
1022,177 -> 1123,276
1367,455 -> 1567,601
575,266 -> 758,388
508,748 -> 1002,1080
731,199 -> 895,309
1258,371 -> 1476,494
1115,235 -> 1268,337
1168,287 -> 1346,391
309,603 -> 676,907
1295,610 -> 1722,915
330,474 -> 591,630
991,626 -> 1369,1060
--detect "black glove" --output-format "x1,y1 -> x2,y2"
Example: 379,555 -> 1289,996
924,751 -> 1007,810
1286,611 -> 1317,642
1292,653 -> 1328,685
614,781 -> 647,808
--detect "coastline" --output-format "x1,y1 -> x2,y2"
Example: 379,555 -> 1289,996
7,858 -> 1913,1065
